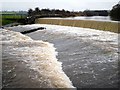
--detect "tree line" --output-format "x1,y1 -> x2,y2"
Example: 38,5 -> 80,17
28,7 -> 80,17
27,2 -> 120,21
27,7 -> 110,18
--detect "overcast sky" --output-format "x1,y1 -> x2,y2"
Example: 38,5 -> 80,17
0,0 -> 119,11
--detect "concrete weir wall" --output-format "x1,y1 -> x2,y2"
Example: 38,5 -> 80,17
35,18 -> 120,33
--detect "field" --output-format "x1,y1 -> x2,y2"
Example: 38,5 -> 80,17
1,13 -> 27,26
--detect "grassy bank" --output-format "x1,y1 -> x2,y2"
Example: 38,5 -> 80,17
1,14 -> 27,26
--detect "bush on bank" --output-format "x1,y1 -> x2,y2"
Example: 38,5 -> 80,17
110,3 -> 120,21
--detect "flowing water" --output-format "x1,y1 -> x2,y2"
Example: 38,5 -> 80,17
1,29 -> 75,88
43,16 -> 118,22
1,24 -> 119,88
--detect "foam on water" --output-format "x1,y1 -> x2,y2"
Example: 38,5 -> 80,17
6,24 -> 118,56
21,24 -> 118,45
1,29 -> 75,88
6,24 -> 118,52
2,24 -> 119,88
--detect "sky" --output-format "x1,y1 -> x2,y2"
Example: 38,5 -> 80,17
0,0 -> 119,11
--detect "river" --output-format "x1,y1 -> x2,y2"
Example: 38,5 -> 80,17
1,24 -> 119,88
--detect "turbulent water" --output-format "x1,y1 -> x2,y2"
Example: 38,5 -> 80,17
1,24 -> 119,88
1,29 -> 75,88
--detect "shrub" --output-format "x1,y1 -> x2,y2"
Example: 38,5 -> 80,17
110,3 -> 120,21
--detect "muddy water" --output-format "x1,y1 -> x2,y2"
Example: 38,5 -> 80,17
26,25 -> 119,88
2,24 -> 119,88
1,29 -> 75,88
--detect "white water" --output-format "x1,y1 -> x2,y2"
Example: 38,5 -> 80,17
2,24 -> 119,88
7,24 -> 118,45
1,29 -> 75,88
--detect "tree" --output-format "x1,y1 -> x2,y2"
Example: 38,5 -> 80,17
83,10 -> 94,16
110,3 -> 120,21
28,8 -> 33,16
35,7 -> 40,15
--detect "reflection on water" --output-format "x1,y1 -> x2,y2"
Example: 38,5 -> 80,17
66,16 -> 111,21
45,16 -> 118,22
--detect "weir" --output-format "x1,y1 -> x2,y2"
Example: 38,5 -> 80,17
35,18 -> 120,33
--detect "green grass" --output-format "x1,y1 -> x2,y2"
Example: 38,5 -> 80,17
1,14 -> 27,26
2,19 -> 15,25
2,14 -> 25,19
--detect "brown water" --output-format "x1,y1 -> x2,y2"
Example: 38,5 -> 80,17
26,28 -> 119,88
1,24 -> 119,88
1,29 -> 75,88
